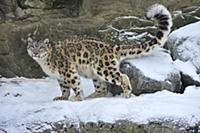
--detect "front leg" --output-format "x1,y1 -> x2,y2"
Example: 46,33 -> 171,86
67,80 -> 83,101
64,64 -> 83,101
54,63 -> 83,101
53,80 -> 70,101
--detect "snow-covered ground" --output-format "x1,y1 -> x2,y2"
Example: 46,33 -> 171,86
1,17 -> 200,133
0,77 -> 200,132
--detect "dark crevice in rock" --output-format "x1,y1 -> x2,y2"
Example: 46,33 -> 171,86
186,123 -> 200,133
16,0 -> 28,9
0,53 -> 9,56
180,72 -> 200,93
0,8 -> 6,21
0,1 -> 6,23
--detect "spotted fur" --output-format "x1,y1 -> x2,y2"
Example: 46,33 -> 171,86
27,4 -> 172,101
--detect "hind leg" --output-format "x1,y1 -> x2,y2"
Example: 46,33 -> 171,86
106,72 -> 132,98
94,59 -> 132,98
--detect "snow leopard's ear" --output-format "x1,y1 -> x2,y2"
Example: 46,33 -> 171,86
43,38 -> 51,47
27,37 -> 34,49
27,37 -> 33,44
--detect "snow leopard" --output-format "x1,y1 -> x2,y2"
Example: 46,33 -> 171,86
27,4 -> 172,101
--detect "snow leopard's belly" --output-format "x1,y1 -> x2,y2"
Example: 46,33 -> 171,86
77,65 -> 95,79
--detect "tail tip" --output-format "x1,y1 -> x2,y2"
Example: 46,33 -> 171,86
145,4 -> 170,20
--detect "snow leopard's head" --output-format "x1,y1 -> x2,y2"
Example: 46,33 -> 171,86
27,37 -> 51,60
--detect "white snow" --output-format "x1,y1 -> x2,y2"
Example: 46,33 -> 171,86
170,21 -> 200,38
126,48 -> 179,81
128,45 -> 200,82
0,77 -> 200,132
168,21 -> 200,71
114,16 -> 150,22
1,18 -> 200,133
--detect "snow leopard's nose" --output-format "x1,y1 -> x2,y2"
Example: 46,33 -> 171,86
32,52 -> 39,57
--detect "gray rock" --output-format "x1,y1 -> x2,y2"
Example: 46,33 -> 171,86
172,6 -> 200,30
24,120 -> 199,133
108,50 -> 182,96
166,22 -> 200,90
167,22 -> 200,74
174,60 -> 200,91
181,72 -> 200,89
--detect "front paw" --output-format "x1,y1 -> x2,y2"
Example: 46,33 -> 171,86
53,96 -> 68,101
69,95 -> 83,101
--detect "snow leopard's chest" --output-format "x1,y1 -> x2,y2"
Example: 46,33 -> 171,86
42,65 -> 60,78
37,60 -> 60,79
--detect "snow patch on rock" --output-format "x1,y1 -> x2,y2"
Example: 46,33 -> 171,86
167,21 -> 200,73
126,48 -> 179,81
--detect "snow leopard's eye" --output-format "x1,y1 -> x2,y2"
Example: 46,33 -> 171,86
38,47 -> 45,53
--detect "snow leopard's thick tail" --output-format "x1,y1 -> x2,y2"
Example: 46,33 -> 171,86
118,4 -> 172,59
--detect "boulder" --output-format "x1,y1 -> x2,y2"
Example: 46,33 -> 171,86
174,60 -> 200,90
167,22 -> 200,74
172,6 -> 200,30
108,49 -> 182,96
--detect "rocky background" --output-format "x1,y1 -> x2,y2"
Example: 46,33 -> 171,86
0,0 -> 199,78
0,0 -> 200,132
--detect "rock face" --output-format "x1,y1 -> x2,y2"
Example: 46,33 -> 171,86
174,60 -> 200,90
29,120 -> 199,133
0,0 -> 200,78
166,22 -> 200,90
172,6 -> 200,30
0,0 -> 199,95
